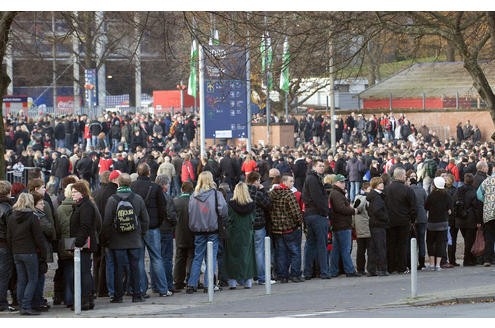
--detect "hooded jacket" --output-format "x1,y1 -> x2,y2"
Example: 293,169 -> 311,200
6,209 -> 47,261
366,189 -> 389,229
188,189 -> 228,234
329,185 -> 355,231
56,197 -> 76,260
69,196 -> 101,252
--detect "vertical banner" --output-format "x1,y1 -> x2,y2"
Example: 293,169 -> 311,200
203,45 -> 248,139
84,69 -> 97,109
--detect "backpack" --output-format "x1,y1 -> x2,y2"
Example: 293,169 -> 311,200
425,160 -> 437,179
113,193 -> 139,233
454,190 -> 467,219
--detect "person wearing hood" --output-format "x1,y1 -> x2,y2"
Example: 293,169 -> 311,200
222,182 -> 256,289
6,193 -> 47,315
186,171 -> 228,294
269,175 -> 304,283
366,177 -> 389,276
69,181 -> 102,310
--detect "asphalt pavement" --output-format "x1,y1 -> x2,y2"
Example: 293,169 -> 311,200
2,263 -> 495,318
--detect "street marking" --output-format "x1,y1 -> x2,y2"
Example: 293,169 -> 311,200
275,310 -> 345,318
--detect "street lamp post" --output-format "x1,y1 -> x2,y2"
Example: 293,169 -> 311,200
177,80 -> 186,113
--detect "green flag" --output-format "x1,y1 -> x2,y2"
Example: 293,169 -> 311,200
280,36 -> 290,93
187,39 -> 198,98
260,32 -> 273,90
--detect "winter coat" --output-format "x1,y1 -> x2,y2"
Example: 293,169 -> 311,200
352,193 -> 370,238
302,170 -> 329,218
454,184 -> 480,229
181,160 -> 195,184
173,193 -> 194,248
54,156 -> 70,178
93,182 -> 118,219
366,189 -> 389,229
131,176 -> 167,229
101,191 -> 150,249
329,185 -> 355,231
479,175 -> 495,224
410,184 -> 428,224
0,197 -> 14,246
157,162 -> 176,181
222,200 -> 257,281
69,196 -> 101,252
425,190 -> 453,230
346,157 -> 365,182
34,205 -> 55,263
247,184 -> 271,230
56,198 -> 76,260
269,185 -> 303,234
159,192 -> 177,233
188,189 -> 228,234
384,180 -> 417,227
6,209 -> 47,261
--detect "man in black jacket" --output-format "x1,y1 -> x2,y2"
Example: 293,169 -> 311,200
0,181 -> 14,312
219,150 -> 237,191
155,174 -> 178,293
302,159 -> 331,279
246,172 -> 272,285
384,167 -> 416,274
130,163 -> 171,297
101,173 -> 149,303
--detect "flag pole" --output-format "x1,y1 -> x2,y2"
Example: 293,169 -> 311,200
199,44 -> 206,157
246,13 -> 252,153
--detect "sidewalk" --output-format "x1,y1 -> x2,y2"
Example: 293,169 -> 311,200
2,264 -> 495,318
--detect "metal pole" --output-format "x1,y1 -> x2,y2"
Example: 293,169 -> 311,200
199,45 -> 206,157
72,11 -> 81,115
52,12 -> 57,113
329,34 -> 336,155
180,80 -> 184,113
422,92 -> 426,111
207,241 -> 214,302
389,93 -> 392,112
284,92 -> 289,123
134,13 -> 142,111
74,247 -> 81,314
246,15 -> 252,152
410,238 -> 418,298
456,91 -> 459,110
264,236 -> 271,295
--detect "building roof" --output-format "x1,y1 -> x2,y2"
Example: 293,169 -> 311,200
359,61 -> 495,99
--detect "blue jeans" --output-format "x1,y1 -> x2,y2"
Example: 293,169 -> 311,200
303,215 -> 330,278
349,181 -> 361,203
329,229 -> 356,276
53,176 -> 61,195
113,248 -> 140,299
0,247 -> 13,307
91,135 -> 98,149
13,253 -> 39,311
187,234 -> 219,288
160,232 -> 174,291
111,138 -> 119,153
141,228 -> 168,294
32,272 -> 45,309
273,229 -> 302,279
105,248 -> 115,297
416,223 -> 427,258
254,228 -> 267,282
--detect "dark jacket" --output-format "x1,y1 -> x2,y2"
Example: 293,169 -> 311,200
131,176 -> 167,229
302,170 -> 329,217
219,155 -> 237,182
454,184 -> 481,229
54,156 -> 70,179
424,189 -> 453,224
159,192 -> 177,233
329,185 -> 355,231
247,184 -> 271,230
0,197 -> 14,246
76,156 -> 93,180
384,180 -> 417,227
93,182 -> 118,219
173,193 -> 194,248
101,191 -> 150,249
366,189 -> 389,229
6,209 -> 47,261
69,196 -> 101,252
410,184 -> 428,224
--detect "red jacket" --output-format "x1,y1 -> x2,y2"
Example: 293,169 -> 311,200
446,162 -> 460,182
181,160 -> 195,183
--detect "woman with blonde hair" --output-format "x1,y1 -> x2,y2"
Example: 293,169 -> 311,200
6,193 -> 47,315
186,171 -> 228,294
223,182 -> 256,289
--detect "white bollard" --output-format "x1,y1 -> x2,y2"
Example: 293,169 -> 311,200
74,247 -> 81,314
410,238 -> 418,298
264,236 -> 271,295
207,241 -> 214,302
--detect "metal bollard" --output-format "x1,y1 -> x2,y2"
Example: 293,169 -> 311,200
410,238 -> 418,298
74,247 -> 81,314
207,241 -> 214,302
264,236 -> 271,295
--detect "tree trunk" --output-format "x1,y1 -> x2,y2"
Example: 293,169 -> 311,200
463,58 -> 495,140
0,12 -> 18,180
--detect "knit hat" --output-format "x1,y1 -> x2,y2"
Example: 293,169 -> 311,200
433,176 -> 445,189
109,170 -> 122,181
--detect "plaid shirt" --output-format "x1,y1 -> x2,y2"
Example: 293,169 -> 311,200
269,186 -> 303,234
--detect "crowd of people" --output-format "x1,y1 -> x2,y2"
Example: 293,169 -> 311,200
0,108 -> 494,315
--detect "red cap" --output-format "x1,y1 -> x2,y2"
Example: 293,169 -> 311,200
109,170 -> 122,181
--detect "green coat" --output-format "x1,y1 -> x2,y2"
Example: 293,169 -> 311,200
222,201 -> 256,281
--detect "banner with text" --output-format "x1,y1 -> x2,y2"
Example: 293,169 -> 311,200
203,45 -> 248,139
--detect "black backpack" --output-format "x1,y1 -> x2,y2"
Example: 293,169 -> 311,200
112,193 -> 139,233
454,190 -> 468,219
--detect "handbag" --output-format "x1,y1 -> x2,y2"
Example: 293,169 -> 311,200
214,190 -> 228,240
471,227 -> 485,257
